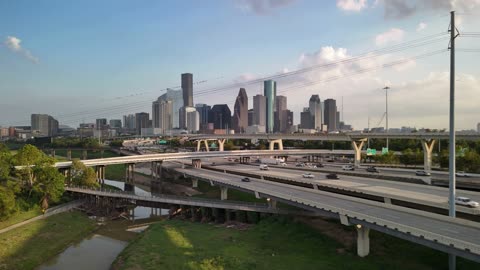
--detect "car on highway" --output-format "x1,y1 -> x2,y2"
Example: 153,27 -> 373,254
211,162 -> 216,166
241,177 -> 251,182
296,163 -> 305,167
342,165 -> 355,171
455,171 -> 470,177
415,170 -> 431,176
280,162 -> 287,167
316,163 -> 324,168
302,173 -> 315,178
326,173 -> 339,179
455,197 -> 479,208
366,166 -> 379,173
259,164 -> 269,170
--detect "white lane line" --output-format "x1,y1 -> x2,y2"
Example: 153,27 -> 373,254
440,228 -> 459,234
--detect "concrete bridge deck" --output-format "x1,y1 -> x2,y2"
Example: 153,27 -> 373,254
65,187 -> 315,216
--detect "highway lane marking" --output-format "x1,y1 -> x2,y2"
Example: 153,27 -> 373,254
440,228 -> 459,234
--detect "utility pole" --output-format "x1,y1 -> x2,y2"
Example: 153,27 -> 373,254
448,10 -> 458,270
383,86 -> 390,149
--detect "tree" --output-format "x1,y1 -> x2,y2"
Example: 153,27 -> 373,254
0,185 -> 16,220
0,143 -> 12,181
13,144 -> 54,188
70,159 -> 99,188
32,166 -> 65,210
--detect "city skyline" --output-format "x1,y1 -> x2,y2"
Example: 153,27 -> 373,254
1,1 -> 480,130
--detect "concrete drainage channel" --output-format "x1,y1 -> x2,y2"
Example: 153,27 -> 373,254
200,165 -> 480,222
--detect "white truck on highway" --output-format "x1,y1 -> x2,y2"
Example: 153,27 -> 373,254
260,158 -> 285,165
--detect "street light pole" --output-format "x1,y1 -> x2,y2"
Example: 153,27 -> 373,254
383,86 -> 390,149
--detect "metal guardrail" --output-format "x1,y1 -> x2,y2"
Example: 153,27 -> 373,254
180,169 -> 480,255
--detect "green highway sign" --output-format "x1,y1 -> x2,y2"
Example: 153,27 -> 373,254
382,147 -> 389,155
366,148 -> 377,156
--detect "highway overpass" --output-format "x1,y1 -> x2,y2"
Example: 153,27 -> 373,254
170,165 -> 480,262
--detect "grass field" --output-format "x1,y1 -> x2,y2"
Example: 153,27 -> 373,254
0,206 -> 42,230
191,178 -> 267,203
113,218 -> 478,270
0,211 -> 96,270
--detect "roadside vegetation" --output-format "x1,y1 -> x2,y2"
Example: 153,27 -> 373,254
113,218 -> 479,270
0,143 -> 97,221
0,211 -> 96,270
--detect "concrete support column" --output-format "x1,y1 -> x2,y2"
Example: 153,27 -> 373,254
203,140 -> 210,152
268,198 -> 277,209
421,139 -> 436,171
220,186 -> 228,200
125,163 -> 135,184
356,225 -> 370,257
196,140 -> 201,152
82,150 -> 87,160
192,179 -> 198,188
99,165 -> 105,184
352,139 -> 366,168
218,139 -> 226,152
51,149 -> 56,158
192,159 -> 202,169
269,139 -> 284,150
67,149 -> 72,160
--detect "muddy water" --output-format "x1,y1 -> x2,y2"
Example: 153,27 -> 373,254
37,179 -> 168,270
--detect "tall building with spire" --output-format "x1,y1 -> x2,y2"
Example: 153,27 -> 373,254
309,95 -> 322,130
232,88 -> 248,133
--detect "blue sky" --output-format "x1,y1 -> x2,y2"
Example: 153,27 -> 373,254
1,0 -> 479,129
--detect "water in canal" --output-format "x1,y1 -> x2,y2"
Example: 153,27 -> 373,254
37,179 -> 168,270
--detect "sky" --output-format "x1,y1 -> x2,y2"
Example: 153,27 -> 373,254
1,0 -> 480,130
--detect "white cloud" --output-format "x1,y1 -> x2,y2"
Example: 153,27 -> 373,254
4,36 -> 39,63
375,28 -> 405,47
416,22 -> 427,32
235,0 -> 296,15
336,0 -> 368,12
382,0 -> 480,19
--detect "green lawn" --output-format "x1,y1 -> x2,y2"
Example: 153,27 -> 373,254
0,206 -> 41,230
106,164 -> 126,181
113,218 -> 478,270
0,211 -> 96,270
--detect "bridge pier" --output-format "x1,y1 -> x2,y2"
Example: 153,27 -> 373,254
268,198 -> 277,209
51,149 -> 56,158
218,139 -> 226,152
352,139 -> 367,168
192,159 -> 202,169
356,225 -> 370,257
96,165 -> 105,184
421,139 -> 436,171
82,150 -> 87,160
196,140 -> 210,152
269,139 -> 284,150
67,149 -> 72,160
125,163 -> 135,184
220,186 -> 228,200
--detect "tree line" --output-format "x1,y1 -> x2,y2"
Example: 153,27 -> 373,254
0,143 -> 99,220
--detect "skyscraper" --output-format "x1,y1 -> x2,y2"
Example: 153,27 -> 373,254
186,107 -> 200,133
248,109 -> 254,126
275,95 -> 287,133
152,99 -> 173,133
31,114 -> 59,137
123,114 -> 136,130
211,104 -> 232,130
264,80 -> 277,133
309,95 -> 322,130
232,88 -> 248,133
96,118 -> 107,130
135,112 -> 150,135
182,73 -> 193,107
324,99 -> 337,131
195,104 -> 211,132
109,119 -> 122,129
253,95 -> 266,127
300,108 -> 314,129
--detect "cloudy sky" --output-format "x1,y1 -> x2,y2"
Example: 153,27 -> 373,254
1,0 -> 480,130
